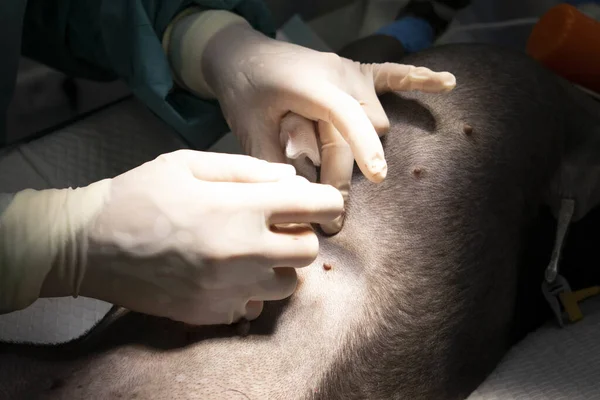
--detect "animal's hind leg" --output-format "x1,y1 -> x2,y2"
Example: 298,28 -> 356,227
544,82 -> 600,222
518,79 -> 600,332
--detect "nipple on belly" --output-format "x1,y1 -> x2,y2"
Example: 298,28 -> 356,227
323,263 -> 333,271
463,124 -> 473,136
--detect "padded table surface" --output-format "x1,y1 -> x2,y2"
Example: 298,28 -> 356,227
0,98 -> 187,344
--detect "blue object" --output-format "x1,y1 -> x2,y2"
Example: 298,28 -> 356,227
376,17 -> 435,54
0,0 -> 275,150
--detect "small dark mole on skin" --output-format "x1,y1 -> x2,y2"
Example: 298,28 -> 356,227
463,124 -> 473,135
323,263 -> 333,271
413,168 -> 422,177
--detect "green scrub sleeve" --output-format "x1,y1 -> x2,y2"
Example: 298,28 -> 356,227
20,0 -> 276,149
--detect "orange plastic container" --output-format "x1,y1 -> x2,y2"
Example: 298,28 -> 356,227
526,3 -> 600,93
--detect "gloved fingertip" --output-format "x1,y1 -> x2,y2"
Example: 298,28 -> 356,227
440,72 -> 457,91
377,123 -> 391,137
367,157 -> 388,183
245,300 -> 264,321
320,212 -> 345,236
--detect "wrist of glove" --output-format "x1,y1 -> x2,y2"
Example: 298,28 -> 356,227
163,9 -> 252,99
0,180 -> 111,313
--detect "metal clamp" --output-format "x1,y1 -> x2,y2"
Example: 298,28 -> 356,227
542,199 -> 575,327
545,199 -> 575,284
542,274 -> 571,327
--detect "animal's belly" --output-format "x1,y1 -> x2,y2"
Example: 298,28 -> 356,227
0,245 -> 370,400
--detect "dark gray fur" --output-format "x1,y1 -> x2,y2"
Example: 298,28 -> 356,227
1,43 -> 599,400
313,43 -> 570,399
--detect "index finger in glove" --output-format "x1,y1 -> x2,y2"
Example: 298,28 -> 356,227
370,63 -> 456,94
257,176 -> 344,225
165,149 -> 296,183
290,84 -> 387,183
318,120 -> 354,235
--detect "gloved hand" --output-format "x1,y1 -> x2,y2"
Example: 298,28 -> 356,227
0,150 -> 343,325
163,9 -> 456,234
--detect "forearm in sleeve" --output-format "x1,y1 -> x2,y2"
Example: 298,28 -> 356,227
21,0 -> 275,150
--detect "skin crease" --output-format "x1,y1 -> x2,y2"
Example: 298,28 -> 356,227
2,41 -> 600,399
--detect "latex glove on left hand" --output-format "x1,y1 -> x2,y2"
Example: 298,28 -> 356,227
164,9 -> 456,234
0,150 -> 343,325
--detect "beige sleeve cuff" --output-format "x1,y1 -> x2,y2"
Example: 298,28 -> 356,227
162,8 -> 250,99
0,181 -> 110,314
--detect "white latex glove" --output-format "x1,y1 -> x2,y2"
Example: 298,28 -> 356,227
163,9 -> 456,234
0,150 -> 343,325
